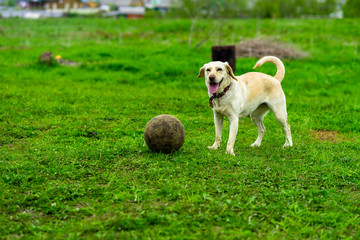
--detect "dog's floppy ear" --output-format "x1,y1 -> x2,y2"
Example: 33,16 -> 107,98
225,63 -> 238,81
197,66 -> 205,78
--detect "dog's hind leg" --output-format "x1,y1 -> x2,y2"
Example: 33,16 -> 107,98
269,101 -> 293,147
250,103 -> 270,147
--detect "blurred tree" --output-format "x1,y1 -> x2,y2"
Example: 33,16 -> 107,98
253,0 -> 281,18
343,0 -> 360,17
253,0 -> 338,18
169,0 -> 207,18
168,0 -> 339,18
219,0 -> 252,18
317,0 -> 337,15
169,0 -> 250,18
278,0 -> 297,18
2,0 -> 16,7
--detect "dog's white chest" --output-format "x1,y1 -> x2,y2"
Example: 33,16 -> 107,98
212,94 -> 239,116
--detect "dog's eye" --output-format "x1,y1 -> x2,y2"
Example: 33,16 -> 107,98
217,68 -> 222,72
206,69 -> 211,72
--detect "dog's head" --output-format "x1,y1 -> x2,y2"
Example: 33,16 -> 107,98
197,61 -> 237,94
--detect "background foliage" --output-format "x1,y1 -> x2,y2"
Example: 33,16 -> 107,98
169,0 -> 355,18
343,0 -> 360,17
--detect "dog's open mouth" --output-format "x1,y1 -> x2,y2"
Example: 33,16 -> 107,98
208,79 -> 223,94
208,83 -> 219,94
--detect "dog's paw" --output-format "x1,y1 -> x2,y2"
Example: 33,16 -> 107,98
208,142 -> 220,150
208,145 -> 219,150
250,142 -> 261,147
225,147 -> 235,156
283,139 -> 293,148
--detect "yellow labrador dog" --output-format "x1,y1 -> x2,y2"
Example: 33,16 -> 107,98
198,56 -> 293,156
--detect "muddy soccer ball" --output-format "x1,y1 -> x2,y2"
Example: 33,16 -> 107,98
144,115 -> 185,153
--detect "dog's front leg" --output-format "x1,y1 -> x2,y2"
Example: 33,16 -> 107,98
208,111 -> 223,150
226,116 -> 239,156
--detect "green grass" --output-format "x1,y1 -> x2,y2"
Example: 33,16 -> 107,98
0,18 -> 360,239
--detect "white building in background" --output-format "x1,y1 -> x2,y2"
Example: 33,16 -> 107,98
330,0 -> 346,18
99,0 -> 171,9
99,0 -> 172,18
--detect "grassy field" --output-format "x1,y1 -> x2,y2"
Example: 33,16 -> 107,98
0,18 -> 359,239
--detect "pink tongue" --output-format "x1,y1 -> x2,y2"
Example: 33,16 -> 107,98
208,83 -> 219,94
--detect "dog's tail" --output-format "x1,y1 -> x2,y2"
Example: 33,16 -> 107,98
253,56 -> 285,82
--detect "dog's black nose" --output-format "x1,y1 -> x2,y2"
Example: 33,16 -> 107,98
209,75 -> 216,82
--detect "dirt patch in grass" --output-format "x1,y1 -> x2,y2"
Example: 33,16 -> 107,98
311,130 -> 344,143
0,46 -> 28,50
236,38 -> 309,59
83,30 -> 117,40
